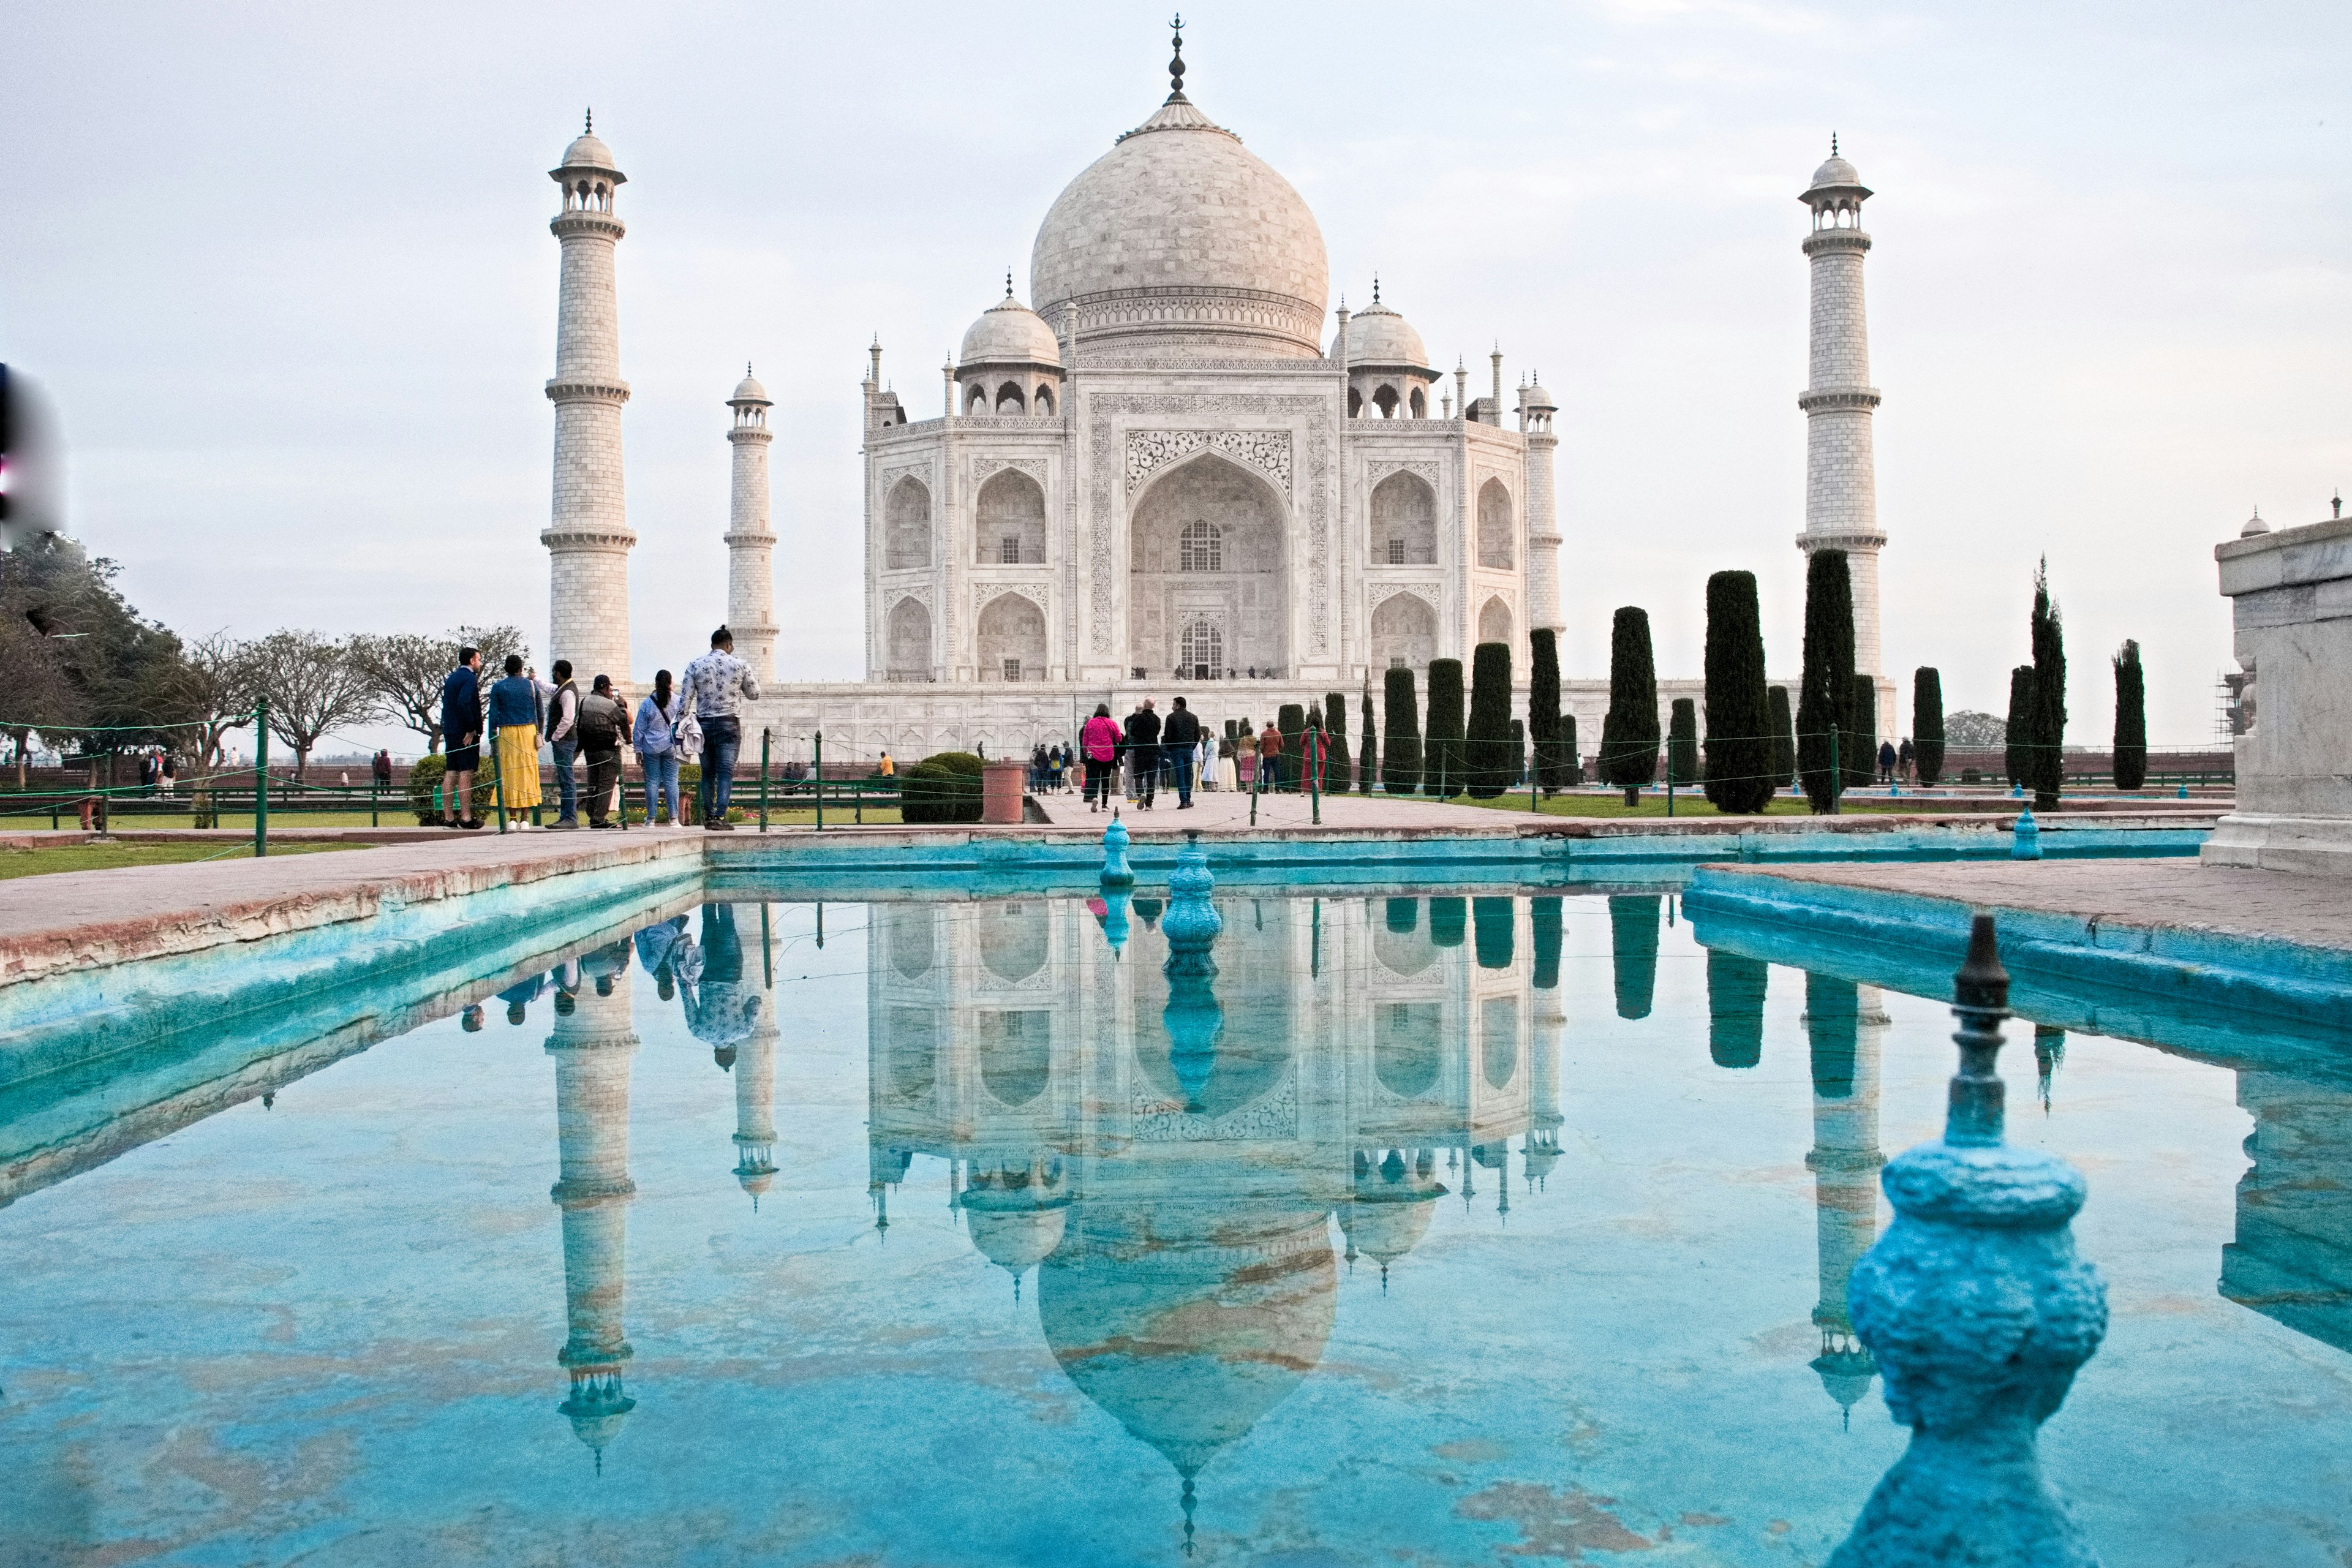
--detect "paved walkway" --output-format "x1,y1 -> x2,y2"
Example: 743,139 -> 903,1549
1727,859 -> 2352,955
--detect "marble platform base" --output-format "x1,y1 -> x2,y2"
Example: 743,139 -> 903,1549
2200,813 -> 2352,875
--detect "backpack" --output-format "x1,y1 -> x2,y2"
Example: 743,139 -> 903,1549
578,693 -> 625,752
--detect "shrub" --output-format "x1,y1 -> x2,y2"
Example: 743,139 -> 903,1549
1357,684 -> 1378,794
1465,642 -> 1513,798
2113,640 -> 2146,791
1423,660 -> 1465,797
1597,608 -> 1659,806
1702,570 -> 1775,813
1561,713 -> 1581,785
1324,690 -> 1349,792
900,750 -> 984,823
1769,685 -> 1796,788
1796,549 -> 1855,813
405,752 -> 491,824
1381,668 -> 1422,794
1913,668 -> 1946,786
2005,666 -> 2036,790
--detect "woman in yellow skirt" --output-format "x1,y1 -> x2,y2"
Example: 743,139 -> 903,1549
484,654 -> 544,815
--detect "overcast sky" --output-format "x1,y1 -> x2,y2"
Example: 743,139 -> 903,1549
8,0 -> 2347,751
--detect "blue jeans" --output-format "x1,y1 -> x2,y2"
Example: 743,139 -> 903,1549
551,738 -> 579,822
1170,751 -> 1194,805
643,750 -> 681,823
699,717 -> 741,821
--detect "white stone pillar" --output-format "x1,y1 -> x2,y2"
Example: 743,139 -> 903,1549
548,942 -> 639,1467
725,371 -> 777,682
544,122 -> 636,693
1796,144 -> 1889,716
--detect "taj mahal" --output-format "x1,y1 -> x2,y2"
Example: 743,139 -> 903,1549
538,24 -> 1893,760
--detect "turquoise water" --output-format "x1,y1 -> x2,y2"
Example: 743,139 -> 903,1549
2,883 -> 2347,1564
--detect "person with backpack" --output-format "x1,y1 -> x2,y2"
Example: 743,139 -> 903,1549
577,674 -> 630,828
633,669 -> 687,826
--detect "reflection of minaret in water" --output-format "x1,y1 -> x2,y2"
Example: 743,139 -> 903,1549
2033,1023 -> 2065,1113
548,943 -> 640,1470
1801,973 -> 1887,1425
733,1006 -> 778,1207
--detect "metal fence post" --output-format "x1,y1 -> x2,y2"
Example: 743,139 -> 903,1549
253,700 -> 270,858
491,732 -> 510,834
814,731 -> 824,832
760,728 -> 770,833
1310,727 -> 1322,826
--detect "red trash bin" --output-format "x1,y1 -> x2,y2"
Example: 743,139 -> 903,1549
981,760 -> 1027,824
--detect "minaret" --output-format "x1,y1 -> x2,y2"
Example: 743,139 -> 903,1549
544,115 -> 635,692
1521,373 -> 1562,633
1797,136 -> 1888,709
548,940 -> 640,1470
724,368 -> 778,683
1801,973 -> 1887,1424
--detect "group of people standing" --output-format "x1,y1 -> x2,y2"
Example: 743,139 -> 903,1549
432,627 -> 761,831
1071,696 -> 1221,813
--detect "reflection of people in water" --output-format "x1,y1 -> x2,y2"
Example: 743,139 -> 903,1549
635,916 -> 687,1001
685,903 -> 762,1068
460,1004 -> 484,1033
498,972 -> 546,1026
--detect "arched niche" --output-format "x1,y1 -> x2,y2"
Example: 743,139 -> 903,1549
1481,995 -> 1520,1090
885,477 -> 933,570
886,905 -> 938,979
1374,1001 -> 1444,1098
1370,471 -> 1436,566
886,596 -> 933,679
1128,452 -> 1289,679
1371,593 -> 1437,673
1477,595 -> 1512,648
976,900 -> 1048,983
978,592 -> 1046,682
976,469 -> 1047,564
978,1009 -> 1052,1107
884,1006 -> 943,1103
1476,478 -> 1515,569
995,382 -> 1025,414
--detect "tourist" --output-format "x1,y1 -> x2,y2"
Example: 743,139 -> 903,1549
1217,733 -> 1240,793
1030,743 -> 1049,793
1199,728 -> 1216,791
683,625 -> 761,832
1257,722 -> 1284,791
1898,736 -> 1916,783
578,674 -> 628,828
372,750 -> 393,791
632,669 -> 687,826
486,653 -> 544,823
1877,739 -> 1898,786
439,646 -> 484,829
1080,703 -> 1120,812
162,753 -> 177,796
878,751 -> 894,777
1161,696 -> 1200,809
545,658 -> 582,828
1124,698 -> 1161,810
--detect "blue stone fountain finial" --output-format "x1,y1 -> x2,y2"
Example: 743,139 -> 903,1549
1160,829 -> 1222,956
1101,810 -> 1135,887
1826,913 -> 2109,1568
2011,807 -> 2041,860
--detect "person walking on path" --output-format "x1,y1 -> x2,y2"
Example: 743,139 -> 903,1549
372,750 -> 392,791
439,646 -> 484,829
878,752 -> 894,777
545,659 -> 582,829
1897,736 -> 1915,785
1080,703 -> 1121,812
1124,698 -> 1162,810
578,674 -> 629,829
1256,722 -> 1284,793
633,670 -> 687,826
683,625 -> 760,831
486,654 -> 543,821
1161,696 -> 1200,809
1877,739 -> 1898,786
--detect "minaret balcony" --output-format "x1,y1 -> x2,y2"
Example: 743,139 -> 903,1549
546,378 -> 631,406
1796,388 -> 1882,413
550,211 -> 626,242
1801,228 -> 1871,257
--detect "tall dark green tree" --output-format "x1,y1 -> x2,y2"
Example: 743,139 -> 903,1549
1423,658 -> 1466,797
1465,642 -> 1513,797
1357,682 -> 1378,794
1561,713 -> 1581,784
2005,666 -> 2037,790
1667,698 -> 1698,787
1529,628 -> 1566,796
2112,639 -> 2146,791
1795,549 -> 1855,813
1381,668 -> 1421,794
1913,667 -> 1945,786
1849,673 -> 1878,790
1323,690 -> 1348,792
1277,703 -> 1305,793
2027,559 -> 2068,809
1597,606 -> 1660,806
1769,685 -> 1796,789
1702,570 -> 1774,812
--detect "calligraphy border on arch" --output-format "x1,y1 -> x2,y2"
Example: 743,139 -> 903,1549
1365,458 -> 1442,491
1123,429 -> 1294,498
971,456 -> 1049,486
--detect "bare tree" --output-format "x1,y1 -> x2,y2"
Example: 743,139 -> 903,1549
0,613 -> 83,787
247,630 -> 373,782
352,626 -> 527,753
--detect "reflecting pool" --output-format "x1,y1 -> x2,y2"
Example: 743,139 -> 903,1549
2,886 -> 2348,1565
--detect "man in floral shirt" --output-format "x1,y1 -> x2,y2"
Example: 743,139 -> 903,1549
682,625 -> 761,831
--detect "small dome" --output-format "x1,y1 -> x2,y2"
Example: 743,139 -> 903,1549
1809,153 -> 1863,190
1522,375 -> 1556,412
960,292 -> 1062,368
559,132 -> 619,173
1333,297 -> 1428,370
730,368 -> 769,405
2241,507 -> 2271,538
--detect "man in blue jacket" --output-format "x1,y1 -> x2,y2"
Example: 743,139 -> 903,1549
438,646 -> 483,829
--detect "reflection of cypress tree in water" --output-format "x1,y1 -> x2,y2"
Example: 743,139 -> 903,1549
1472,897 -> 1514,970
1608,895 -> 1661,1020
1529,896 -> 1562,991
1801,974 -> 1887,1423
2033,1023 -> 2065,1112
1707,951 -> 1768,1069
2222,1071 -> 2352,1354
548,941 -> 641,1472
1428,897 -> 1466,949
1385,897 -> 1419,935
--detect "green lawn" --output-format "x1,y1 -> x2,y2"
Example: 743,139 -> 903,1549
0,840 -> 370,880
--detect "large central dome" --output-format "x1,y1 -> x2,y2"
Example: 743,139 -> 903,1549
1030,92 -> 1329,360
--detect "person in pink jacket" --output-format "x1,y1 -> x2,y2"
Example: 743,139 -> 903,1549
1080,703 -> 1123,813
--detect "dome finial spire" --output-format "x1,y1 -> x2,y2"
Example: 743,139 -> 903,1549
586,107 -> 592,135
1830,130 -> 1838,155
1005,267 -> 1014,299
1372,273 -> 1381,305
1167,13 -> 1187,101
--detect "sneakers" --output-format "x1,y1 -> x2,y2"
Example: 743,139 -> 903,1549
549,818 -> 581,831
705,818 -> 736,832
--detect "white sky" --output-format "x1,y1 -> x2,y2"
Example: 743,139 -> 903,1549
7,0 -> 2347,752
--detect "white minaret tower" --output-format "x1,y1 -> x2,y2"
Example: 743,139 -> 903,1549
724,367 -> 777,682
1520,374 -> 1562,634
544,115 -> 635,692
1798,137 -> 1889,720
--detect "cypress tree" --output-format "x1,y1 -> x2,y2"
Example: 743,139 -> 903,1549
2113,639 -> 2146,791
2029,560 -> 2067,809
1323,690 -> 1348,792
1769,684 -> 1796,788
1357,682 -> 1378,794
1667,698 -> 1698,787
1561,713 -> 1581,784
1609,894 -> 1660,1020
1806,973 -> 1860,1098
1849,673 -> 1878,790
1913,667 -> 1945,786
1423,658 -> 1465,797
1465,641 -> 1513,797
1382,668 -> 1422,794
1429,896 -> 1466,948
1702,570 -> 1775,813
1529,628 -> 1565,795
1597,606 -> 1660,806
1795,549 -> 1855,813
1531,895 -> 1562,990
2005,666 -> 2037,790
1277,703 -> 1305,793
